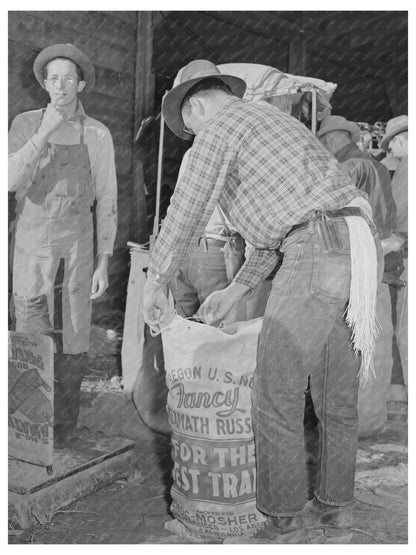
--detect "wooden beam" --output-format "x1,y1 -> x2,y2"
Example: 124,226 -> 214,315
198,11 -> 400,82
25,11 -> 137,51
132,11 -> 153,244
307,44 -> 397,83
303,11 -> 395,33
101,11 -> 138,24
9,436 -> 136,528
350,16 -> 408,49
169,11 -> 221,63
316,11 -> 398,43
350,19 -> 408,51
269,11 -> 407,60
8,12 -> 136,76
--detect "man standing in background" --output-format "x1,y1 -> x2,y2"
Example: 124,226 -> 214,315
8,43 -> 118,447
380,115 -> 408,393
317,114 -> 401,434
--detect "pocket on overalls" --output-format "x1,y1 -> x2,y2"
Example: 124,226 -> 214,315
49,144 -> 91,199
52,165 -> 83,198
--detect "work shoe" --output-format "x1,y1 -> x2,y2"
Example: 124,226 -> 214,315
303,497 -> 353,543
224,516 -> 309,544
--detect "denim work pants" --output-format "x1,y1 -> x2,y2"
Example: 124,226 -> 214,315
13,234 -> 93,354
12,132 -> 94,355
395,258 -> 408,390
170,240 -> 245,319
252,217 -> 382,516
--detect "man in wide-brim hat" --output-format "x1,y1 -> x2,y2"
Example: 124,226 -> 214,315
316,114 -> 361,144
380,114 -> 408,152
163,59 -> 246,140
32,42 -> 96,93
9,43 -> 118,447
143,59 -> 383,543
317,113 -> 403,440
317,114 -> 397,242
165,61 -> 248,323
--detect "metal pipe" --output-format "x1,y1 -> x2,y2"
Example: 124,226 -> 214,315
311,87 -> 317,135
153,92 -> 167,241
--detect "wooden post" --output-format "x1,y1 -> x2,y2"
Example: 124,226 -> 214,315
132,12 -> 155,244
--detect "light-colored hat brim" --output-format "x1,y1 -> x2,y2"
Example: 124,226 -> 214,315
33,44 -> 95,93
380,123 -> 408,150
317,121 -> 361,144
162,74 -> 246,140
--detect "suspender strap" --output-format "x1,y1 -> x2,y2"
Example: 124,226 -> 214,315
216,204 -> 231,235
80,118 -> 85,145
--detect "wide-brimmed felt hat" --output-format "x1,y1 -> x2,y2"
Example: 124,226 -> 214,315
162,59 -> 247,140
317,115 -> 361,144
380,115 -> 408,150
33,43 -> 95,93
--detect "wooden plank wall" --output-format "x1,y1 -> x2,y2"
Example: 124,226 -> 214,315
8,11 -> 144,313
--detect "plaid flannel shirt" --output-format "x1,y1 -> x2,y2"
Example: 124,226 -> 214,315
148,98 -> 361,289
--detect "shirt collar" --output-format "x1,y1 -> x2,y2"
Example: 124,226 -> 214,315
216,96 -> 242,117
334,142 -> 360,162
67,101 -> 87,122
204,96 -> 242,131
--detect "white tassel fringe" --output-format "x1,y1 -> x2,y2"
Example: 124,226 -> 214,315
344,212 -> 380,384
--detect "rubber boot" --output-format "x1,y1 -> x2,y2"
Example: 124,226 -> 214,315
54,353 -> 88,448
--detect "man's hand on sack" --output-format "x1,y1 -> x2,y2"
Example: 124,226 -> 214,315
197,282 -> 250,326
381,233 -> 405,255
143,277 -> 170,328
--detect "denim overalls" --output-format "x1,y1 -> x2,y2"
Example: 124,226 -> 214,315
13,116 -> 94,355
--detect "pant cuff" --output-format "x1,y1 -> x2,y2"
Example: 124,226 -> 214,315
257,503 -> 305,518
315,494 -> 354,507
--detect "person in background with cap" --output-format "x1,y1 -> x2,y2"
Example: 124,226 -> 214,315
381,115 -> 408,392
143,59 -> 383,544
317,115 -> 398,250
169,63 -> 266,323
8,43 -> 118,447
317,114 -> 401,434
